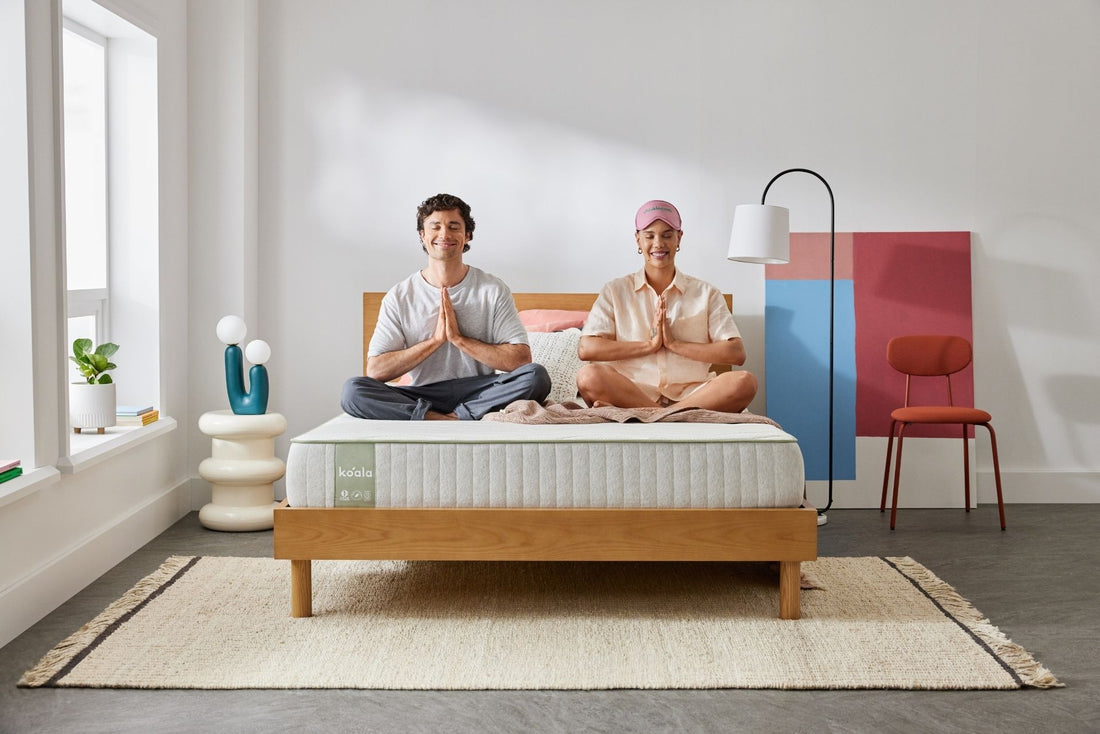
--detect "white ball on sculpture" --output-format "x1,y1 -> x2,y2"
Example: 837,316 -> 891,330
245,339 -> 271,365
216,315 -> 247,345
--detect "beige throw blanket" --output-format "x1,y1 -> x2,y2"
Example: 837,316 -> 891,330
484,399 -> 781,427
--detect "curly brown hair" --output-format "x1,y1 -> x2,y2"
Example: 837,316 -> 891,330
417,193 -> 475,252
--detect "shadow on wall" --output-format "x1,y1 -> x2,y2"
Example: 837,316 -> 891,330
974,224 -> 1100,467
1044,374 -> 1100,465
982,253 -> 1095,337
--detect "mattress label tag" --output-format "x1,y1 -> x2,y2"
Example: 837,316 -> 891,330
334,443 -> 376,507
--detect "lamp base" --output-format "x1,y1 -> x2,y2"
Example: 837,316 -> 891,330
817,512 -> 828,526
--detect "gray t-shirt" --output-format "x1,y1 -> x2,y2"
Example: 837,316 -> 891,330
368,267 -> 528,385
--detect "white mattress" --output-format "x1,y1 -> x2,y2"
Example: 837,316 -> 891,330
285,414 -> 805,509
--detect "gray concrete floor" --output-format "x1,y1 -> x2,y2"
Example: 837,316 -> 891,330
1,504 -> 1097,734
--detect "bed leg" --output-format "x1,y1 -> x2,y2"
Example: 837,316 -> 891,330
290,559 -> 313,618
779,561 -> 801,620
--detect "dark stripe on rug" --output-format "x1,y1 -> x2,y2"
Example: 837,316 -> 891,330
45,555 -> 204,687
881,556 -> 1022,686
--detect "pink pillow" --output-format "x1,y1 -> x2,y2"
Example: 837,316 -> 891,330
519,309 -> 588,332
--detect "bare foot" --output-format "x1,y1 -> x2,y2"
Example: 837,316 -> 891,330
424,411 -> 458,420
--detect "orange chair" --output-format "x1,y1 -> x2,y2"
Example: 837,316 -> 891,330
880,335 -> 1006,530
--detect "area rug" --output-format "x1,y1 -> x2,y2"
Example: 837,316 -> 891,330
20,556 -> 1060,690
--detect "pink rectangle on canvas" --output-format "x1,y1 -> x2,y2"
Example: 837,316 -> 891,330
765,232 -> 854,280
854,232 -> 974,438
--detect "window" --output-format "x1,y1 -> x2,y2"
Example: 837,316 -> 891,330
61,0 -> 160,460
1,0 -> 161,484
62,21 -> 111,359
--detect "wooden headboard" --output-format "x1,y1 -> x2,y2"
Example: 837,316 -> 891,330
362,292 -> 598,375
361,291 -> 733,375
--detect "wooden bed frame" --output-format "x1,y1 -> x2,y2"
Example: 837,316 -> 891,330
273,292 -> 817,620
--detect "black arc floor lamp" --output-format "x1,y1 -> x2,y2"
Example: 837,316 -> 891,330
728,168 -> 835,526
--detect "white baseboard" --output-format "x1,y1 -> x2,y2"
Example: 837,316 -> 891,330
978,470 -> 1100,503
799,438 -> 1100,508
0,479 -> 191,649
806,437 -> 972,510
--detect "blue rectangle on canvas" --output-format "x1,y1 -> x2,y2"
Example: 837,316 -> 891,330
765,279 -> 855,481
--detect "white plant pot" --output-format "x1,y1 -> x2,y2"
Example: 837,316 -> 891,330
70,381 -> 117,432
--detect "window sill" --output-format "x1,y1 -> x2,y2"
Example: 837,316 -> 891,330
58,416 -> 178,475
0,466 -> 62,510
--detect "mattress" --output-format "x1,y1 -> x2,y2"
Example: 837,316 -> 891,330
285,414 -> 805,509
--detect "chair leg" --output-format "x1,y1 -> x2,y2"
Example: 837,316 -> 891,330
962,424 -> 971,512
881,420 -> 898,512
890,423 -> 909,530
984,423 -> 1007,530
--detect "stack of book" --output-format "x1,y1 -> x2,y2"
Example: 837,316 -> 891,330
116,405 -> 159,427
0,459 -> 22,484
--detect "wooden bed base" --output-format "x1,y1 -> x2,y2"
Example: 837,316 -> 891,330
274,504 -> 818,619
273,292 -> 817,621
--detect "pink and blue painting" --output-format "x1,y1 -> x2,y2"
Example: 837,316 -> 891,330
764,232 -> 973,481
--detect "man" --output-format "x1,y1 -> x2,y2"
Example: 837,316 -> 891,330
341,193 -> 550,420
577,199 -> 758,412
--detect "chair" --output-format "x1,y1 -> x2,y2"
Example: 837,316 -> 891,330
880,335 -> 1006,530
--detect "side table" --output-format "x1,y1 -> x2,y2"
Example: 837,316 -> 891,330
198,410 -> 286,531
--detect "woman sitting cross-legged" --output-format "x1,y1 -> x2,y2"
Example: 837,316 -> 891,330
577,199 -> 757,412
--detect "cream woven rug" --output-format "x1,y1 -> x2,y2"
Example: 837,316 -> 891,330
20,555 -> 1060,690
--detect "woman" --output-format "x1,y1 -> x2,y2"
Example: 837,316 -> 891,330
577,199 -> 757,412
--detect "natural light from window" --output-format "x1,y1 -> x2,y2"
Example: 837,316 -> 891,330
62,25 -> 107,293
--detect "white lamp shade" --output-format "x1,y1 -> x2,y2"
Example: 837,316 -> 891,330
216,315 -> 247,345
245,339 -> 271,365
728,204 -> 791,264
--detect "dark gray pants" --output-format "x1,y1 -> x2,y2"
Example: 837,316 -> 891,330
340,362 -> 551,421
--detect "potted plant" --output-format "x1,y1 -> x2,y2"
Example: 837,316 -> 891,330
69,338 -> 119,434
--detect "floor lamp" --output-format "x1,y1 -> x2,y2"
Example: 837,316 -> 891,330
728,168 -> 835,526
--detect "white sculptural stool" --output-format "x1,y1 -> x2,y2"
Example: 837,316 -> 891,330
198,410 -> 286,531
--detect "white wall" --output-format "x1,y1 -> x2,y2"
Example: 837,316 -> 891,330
971,5 -> 1100,501
189,0 -> 1099,502
187,0 -> 259,505
0,0 -> 191,648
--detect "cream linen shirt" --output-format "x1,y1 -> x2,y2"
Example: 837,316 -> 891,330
582,269 -> 742,402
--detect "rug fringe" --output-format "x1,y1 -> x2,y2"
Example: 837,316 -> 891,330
887,556 -> 1063,689
17,556 -> 196,688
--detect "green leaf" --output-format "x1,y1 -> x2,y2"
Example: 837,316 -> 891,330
68,356 -> 93,379
95,343 -> 119,359
69,339 -> 118,379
